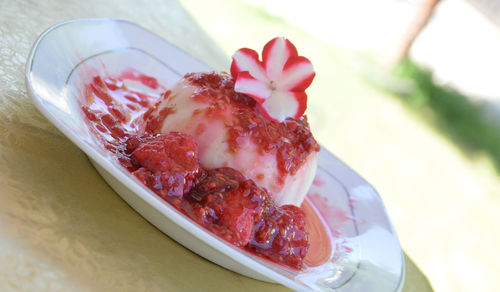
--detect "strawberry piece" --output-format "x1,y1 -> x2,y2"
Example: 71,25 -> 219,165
231,37 -> 315,122
117,135 -> 310,268
262,37 -> 298,81
279,56 -> 315,91
248,204 -> 309,269
233,71 -> 270,103
218,193 -> 255,246
131,132 -> 198,173
257,91 -> 307,122
185,167 -> 309,268
128,132 -> 202,198
186,168 -> 268,247
231,48 -> 268,82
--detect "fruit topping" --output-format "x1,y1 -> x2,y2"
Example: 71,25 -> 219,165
249,204 -> 308,269
231,37 -> 315,122
82,72 -> 312,269
185,167 -> 309,269
117,135 -> 310,268
186,167 -> 269,247
120,132 -> 203,198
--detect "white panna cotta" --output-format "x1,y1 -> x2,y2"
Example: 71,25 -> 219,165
143,72 -> 319,206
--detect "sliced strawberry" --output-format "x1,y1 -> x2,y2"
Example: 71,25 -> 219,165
234,71 -> 271,103
230,37 -> 315,122
258,91 -> 307,122
129,132 -> 202,198
249,204 -> 309,269
186,168 -> 268,247
279,56 -> 316,92
262,37 -> 298,82
231,48 -> 268,82
218,190 -> 256,246
131,132 -> 198,173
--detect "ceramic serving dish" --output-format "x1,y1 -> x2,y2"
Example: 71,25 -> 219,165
25,18 -> 405,291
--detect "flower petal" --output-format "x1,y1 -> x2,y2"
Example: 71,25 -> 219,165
278,56 -> 316,92
231,48 -> 268,82
258,91 -> 307,122
234,71 -> 272,103
262,37 -> 298,82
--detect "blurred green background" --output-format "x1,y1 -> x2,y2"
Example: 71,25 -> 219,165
179,0 -> 500,291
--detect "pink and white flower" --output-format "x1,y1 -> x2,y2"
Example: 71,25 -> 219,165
230,37 -> 315,122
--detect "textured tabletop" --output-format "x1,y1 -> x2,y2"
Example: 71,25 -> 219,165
0,0 -> 432,291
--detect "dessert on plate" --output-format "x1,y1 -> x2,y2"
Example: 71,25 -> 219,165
81,37 -> 320,270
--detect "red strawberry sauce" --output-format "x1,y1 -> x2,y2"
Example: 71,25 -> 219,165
80,71 -> 330,270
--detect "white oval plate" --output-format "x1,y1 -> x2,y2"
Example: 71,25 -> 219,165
25,19 -> 405,292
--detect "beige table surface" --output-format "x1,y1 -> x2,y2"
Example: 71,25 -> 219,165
0,0 -> 433,291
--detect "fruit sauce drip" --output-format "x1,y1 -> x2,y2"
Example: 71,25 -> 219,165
149,72 -> 320,184
81,73 -> 309,269
81,75 -> 161,151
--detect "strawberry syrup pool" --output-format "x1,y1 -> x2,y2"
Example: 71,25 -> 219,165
80,70 -> 336,270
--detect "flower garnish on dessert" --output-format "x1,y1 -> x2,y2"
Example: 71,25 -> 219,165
231,37 -> 315,122
81,38 -> 320,270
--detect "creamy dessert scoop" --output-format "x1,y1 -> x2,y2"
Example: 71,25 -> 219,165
144,72 -> 318,206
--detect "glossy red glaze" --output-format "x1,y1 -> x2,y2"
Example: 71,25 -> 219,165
81,75 -> 160,151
